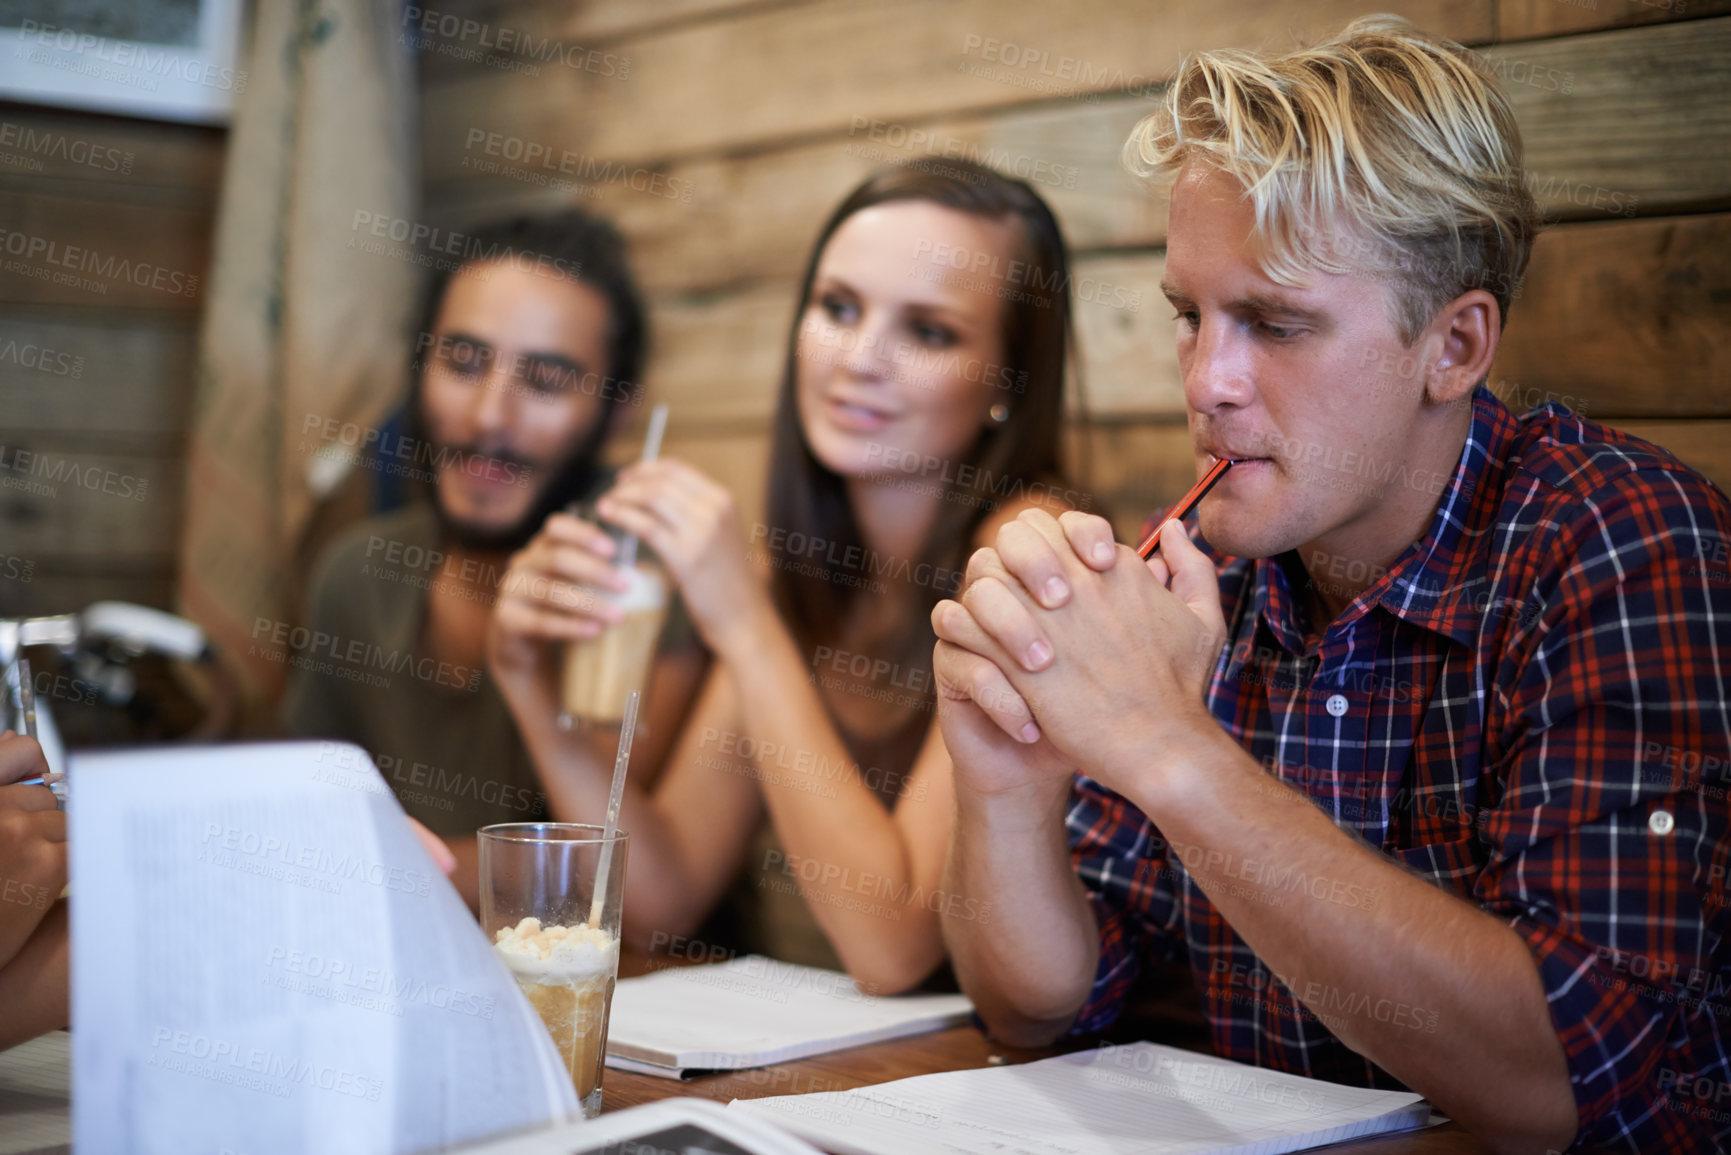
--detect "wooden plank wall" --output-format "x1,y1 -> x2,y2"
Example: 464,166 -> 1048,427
0,102 -> 221,617
415,0 -> 1731,539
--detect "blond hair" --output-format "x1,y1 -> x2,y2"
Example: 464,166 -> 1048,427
1124,15 -> 1541,345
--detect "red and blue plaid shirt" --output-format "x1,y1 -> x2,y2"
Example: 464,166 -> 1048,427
1068,386 -> 1731,1152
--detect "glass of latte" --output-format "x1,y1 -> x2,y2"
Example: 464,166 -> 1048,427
558,509 -> 668,730
560,562 -> 667,728
478,823 -> 628,1118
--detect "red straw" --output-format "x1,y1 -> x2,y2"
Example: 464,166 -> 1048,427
1136,457 -> 1234,559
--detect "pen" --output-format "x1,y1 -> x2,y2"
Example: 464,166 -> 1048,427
12,773 -> 67,805
1136,457 -> 1235,559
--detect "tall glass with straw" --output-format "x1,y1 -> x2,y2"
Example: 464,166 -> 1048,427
559,404 -> 670,729
480,692 -> 638,1118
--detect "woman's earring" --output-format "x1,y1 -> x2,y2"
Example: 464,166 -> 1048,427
988,402 -> 1010,425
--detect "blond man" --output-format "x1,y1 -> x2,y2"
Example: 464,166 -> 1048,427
934,17 -> 1731,1153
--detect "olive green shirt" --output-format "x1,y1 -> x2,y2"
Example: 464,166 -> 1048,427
282,500 -> 694,839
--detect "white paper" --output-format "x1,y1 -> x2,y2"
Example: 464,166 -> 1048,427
69,741 -> 579,1155
730,1041 -> 1431,1155
603,1053 -> 695,1080
606,956 -> 972,1072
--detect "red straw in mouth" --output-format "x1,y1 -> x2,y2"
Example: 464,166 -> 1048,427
1136,457 -> 1234,559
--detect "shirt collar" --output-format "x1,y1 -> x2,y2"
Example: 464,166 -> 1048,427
1244,386 -> 1517,653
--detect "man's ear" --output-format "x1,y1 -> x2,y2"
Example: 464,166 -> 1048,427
1423,288 -> 1500,405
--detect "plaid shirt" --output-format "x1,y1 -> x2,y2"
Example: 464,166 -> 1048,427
1068,386 -> 1731,1152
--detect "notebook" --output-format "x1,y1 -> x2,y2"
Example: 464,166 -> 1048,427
605,956 -> 973,1076
729,1040 -> 1433,1155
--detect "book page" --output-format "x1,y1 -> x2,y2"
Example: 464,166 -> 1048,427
731,1041 -> 1430,1155
607,956 -> 972,1070
69,741 -> 578,1155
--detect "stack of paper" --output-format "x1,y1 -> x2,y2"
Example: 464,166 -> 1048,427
606,956 -> 973,1076
730,1041 -> 1431,1155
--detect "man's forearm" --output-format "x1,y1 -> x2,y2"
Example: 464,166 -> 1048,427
944,779 -> 1099,1046
1122,725 -> 1577,1153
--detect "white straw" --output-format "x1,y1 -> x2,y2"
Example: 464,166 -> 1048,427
616,404 -> 669,572
587,689 -> 639,929
640,402 -> 670,464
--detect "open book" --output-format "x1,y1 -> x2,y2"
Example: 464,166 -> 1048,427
68,741 -> 580,1154
606,956 -> 973,1076
731,1041 -> 1432,1155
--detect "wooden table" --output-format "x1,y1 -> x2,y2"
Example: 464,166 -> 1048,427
600,956 -> 1493,1153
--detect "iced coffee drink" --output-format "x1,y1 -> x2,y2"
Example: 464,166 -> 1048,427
494,917 -> 621,1112
561,563 -> 667,726
480,824 -> 627,1119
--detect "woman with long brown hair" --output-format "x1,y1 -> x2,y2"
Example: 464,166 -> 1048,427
488,158 -> 1083,992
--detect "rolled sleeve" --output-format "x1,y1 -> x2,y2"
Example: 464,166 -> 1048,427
1065,772 -> 1183,1035
1490,798 -> 1729,1151
1475,471 -> 1731,1152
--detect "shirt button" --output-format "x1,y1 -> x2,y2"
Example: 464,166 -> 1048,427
1650,810 -> 1674,836
1325,694 -> 1349,718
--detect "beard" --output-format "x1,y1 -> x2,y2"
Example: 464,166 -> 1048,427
430,416 -> 613,554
